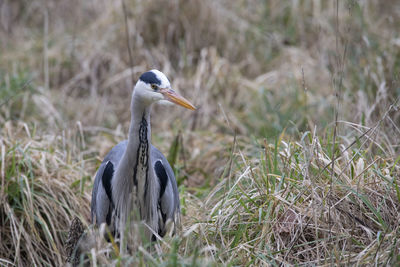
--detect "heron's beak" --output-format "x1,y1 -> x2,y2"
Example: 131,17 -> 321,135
160,88 -> 196,110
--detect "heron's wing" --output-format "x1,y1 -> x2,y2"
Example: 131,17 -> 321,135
91,161 -> 112,225
151,145 -> 180,236
91,140 -> 128,226
91,162 -> 105,223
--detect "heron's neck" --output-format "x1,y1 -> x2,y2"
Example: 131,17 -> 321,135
126,95 -> 152,188
112,93 -> 159,241
114,94 -> 153,213
112,95 -> 152,190
128,96 -> 152,145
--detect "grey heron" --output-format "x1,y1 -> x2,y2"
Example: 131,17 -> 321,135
91,69 -> 195,243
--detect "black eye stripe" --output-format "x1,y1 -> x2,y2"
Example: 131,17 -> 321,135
139,71 -> 161,85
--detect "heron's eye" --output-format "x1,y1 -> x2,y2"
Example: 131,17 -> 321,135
151,84 -> 158,90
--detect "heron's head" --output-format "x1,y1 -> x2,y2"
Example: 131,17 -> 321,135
133,69 -> 196,110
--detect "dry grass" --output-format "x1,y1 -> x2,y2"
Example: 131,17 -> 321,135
0,0 -> 400,266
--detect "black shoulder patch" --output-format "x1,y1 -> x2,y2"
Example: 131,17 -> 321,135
139,71 -> 161,85
102,161 -> 114,203
154,160 -> 168,198
106,205 -> 112,226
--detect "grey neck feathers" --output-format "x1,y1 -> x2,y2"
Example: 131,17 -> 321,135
112,92 -> 158,236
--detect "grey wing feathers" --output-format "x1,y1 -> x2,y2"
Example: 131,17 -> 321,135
91,162 -> 106,223
151,145 -> 180,236
91,140 -> 128,225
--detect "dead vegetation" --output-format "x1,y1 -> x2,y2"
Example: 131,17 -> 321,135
0,0 -> 399,266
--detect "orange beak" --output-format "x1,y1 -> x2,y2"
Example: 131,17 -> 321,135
160,88 -> 196,110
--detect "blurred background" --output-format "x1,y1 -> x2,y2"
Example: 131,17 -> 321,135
0,0 -> 399,265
